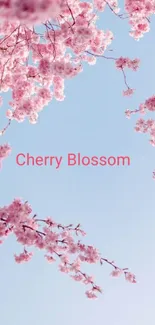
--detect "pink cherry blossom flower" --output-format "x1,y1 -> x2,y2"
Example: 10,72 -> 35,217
125,109 -> 131,119
85,290 -> 97,299
123,88 -> 135,96
111,268 -> 123,277
14,251 -> 33,263
125,272 -> 136,283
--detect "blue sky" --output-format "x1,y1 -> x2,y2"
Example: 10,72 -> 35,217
0,4 -> 155,325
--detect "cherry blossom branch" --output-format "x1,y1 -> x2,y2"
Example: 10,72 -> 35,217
66,2 -> 76,26
121,67 -> 131,90
103,0 -> 150,28
100,257 -> 128,270
0,119 -> 11,136
125,95 -> 155,151
85,51 -> 138,94
0,199 -> 136,299
100,258 -> 136,283
85,50 -> 117,60
104,0 -> 129,19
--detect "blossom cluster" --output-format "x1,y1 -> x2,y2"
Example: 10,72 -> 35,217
115,57 -> 140,71
125,0 -> 153,40
94,0 -> 154,40
0,0 -> 142,128
0,198 -> 136,299
125,95 -> 155,147
0,143 -> 11,168
0,0 -> 65,25
0,18 -> 113,124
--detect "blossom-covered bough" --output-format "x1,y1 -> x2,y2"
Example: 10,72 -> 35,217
0,0 -> 154,298
0,0 -> 141,129
0,198 -> 136,299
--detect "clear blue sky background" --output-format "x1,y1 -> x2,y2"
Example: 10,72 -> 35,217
0,3 -> 155,325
